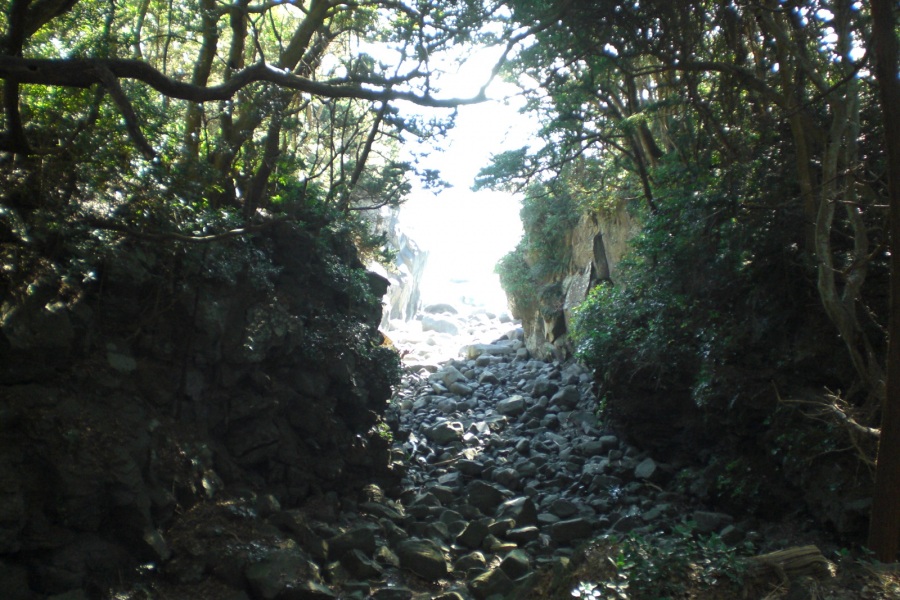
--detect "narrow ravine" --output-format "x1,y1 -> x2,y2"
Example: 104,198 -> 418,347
113,306 -> 886,599
368,307 -> 729,598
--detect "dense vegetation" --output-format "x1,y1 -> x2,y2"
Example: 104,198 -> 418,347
484,0 -> 900,560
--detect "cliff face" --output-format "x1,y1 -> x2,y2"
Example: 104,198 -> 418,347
0,221 -> 400,595
518,202 -> 639,360
363,207 -> 428,330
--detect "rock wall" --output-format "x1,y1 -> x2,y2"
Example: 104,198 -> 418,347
520,202 -> 639,360
0,221 -> 400,596
365,208 -> 428,330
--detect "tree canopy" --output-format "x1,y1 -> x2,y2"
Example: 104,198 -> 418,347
481,0 -> 898,559
0,0 -> 553,237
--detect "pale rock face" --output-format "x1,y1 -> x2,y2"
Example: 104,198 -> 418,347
520,201 -> 639,360
373,208 -> 429,330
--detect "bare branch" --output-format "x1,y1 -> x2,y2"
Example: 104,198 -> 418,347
0,56 -> 489,108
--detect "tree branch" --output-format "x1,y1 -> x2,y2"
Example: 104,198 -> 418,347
96,67 -> 157,160
0,56 -> 489,108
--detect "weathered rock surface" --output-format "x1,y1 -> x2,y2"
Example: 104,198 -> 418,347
0,222 -> 400,597
514,202 -> 639,360
5,295 -> 810,599
372,209 -> 429,329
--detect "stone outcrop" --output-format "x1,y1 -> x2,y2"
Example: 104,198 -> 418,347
368,208 -> 429,329
518,202 -> 639,360
0,221 -> 400,596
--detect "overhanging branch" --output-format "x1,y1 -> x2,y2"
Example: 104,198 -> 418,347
0,56 -> 488,108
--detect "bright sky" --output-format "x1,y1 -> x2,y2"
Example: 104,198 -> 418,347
396,49 -> 537,313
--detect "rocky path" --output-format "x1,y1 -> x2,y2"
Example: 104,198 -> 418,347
365,311 -> 734,599
119,308 -> 882,600
124,308 -> 714,600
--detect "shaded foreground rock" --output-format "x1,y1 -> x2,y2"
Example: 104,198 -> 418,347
13,303 -> 836,599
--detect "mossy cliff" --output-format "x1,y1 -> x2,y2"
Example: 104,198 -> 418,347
496,194 -> 638,361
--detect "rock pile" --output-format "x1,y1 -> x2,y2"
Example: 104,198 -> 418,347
121,310 -> 742,600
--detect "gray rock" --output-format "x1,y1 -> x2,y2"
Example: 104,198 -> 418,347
434,592 -> 467,600
475,355 -> 493,367
549,386 -> 580,410
506,526 -> 541,544
424,303 -> 459,315
497,497 -> 538,526
341,548 -> 383,579
478,370 -> 500,385
467,480 -> 509,514
436,398 -> 459,414
496,395 -> 526,416
438,366 -> 467,386
370,587 -> 414,600
422,316 -> 460,335
499,549 -> 532,579
456,520 -> 490,549
612,514 -> 643,533
395,538 -> 449,581
548,498 -> 580,519
427,421 -> 465,444
457,459 -> 484,476
692,511 -> 733,534
634,458 -> 658,481
492,467 -> 521,490
454,550 -> 487,572
449,382 -> 473,396
465,344 -> 516,359
549,518 -> 592,543
468,567 -> 514,600
244,548 -> 323,599
641,506 -> 665,522
327,525 -> 377,560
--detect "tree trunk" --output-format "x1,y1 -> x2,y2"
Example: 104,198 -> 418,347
868,0 -> 900,563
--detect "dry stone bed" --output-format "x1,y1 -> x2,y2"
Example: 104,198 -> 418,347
111,312 -> 743,600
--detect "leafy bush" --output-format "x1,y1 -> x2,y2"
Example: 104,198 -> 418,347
572,156 -> 822,409
496,242 -> 538,318
571,526 -> 750,600
495,180 -> 581,316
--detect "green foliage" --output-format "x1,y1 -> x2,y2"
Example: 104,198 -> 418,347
494,179 -> 581,317
495,242 -> 537,318
572,155 -> 820,407
574,526 -> 750,600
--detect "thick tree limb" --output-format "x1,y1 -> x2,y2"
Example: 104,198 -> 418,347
868,0 -> 900,564
96,68 -> 157,160
0,56 -> 488,108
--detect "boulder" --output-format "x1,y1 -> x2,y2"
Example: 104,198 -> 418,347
499,549 -> 532,580
467,481 -> 509,514
423,303 -> 459,315
395,538 -> 449,581
422,316 -> 459,335
426,421 -> 465,445
495,395 -> 526,416
549,386 -> 580,410
468,568 -> 514,600
244,548 -> 323,600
